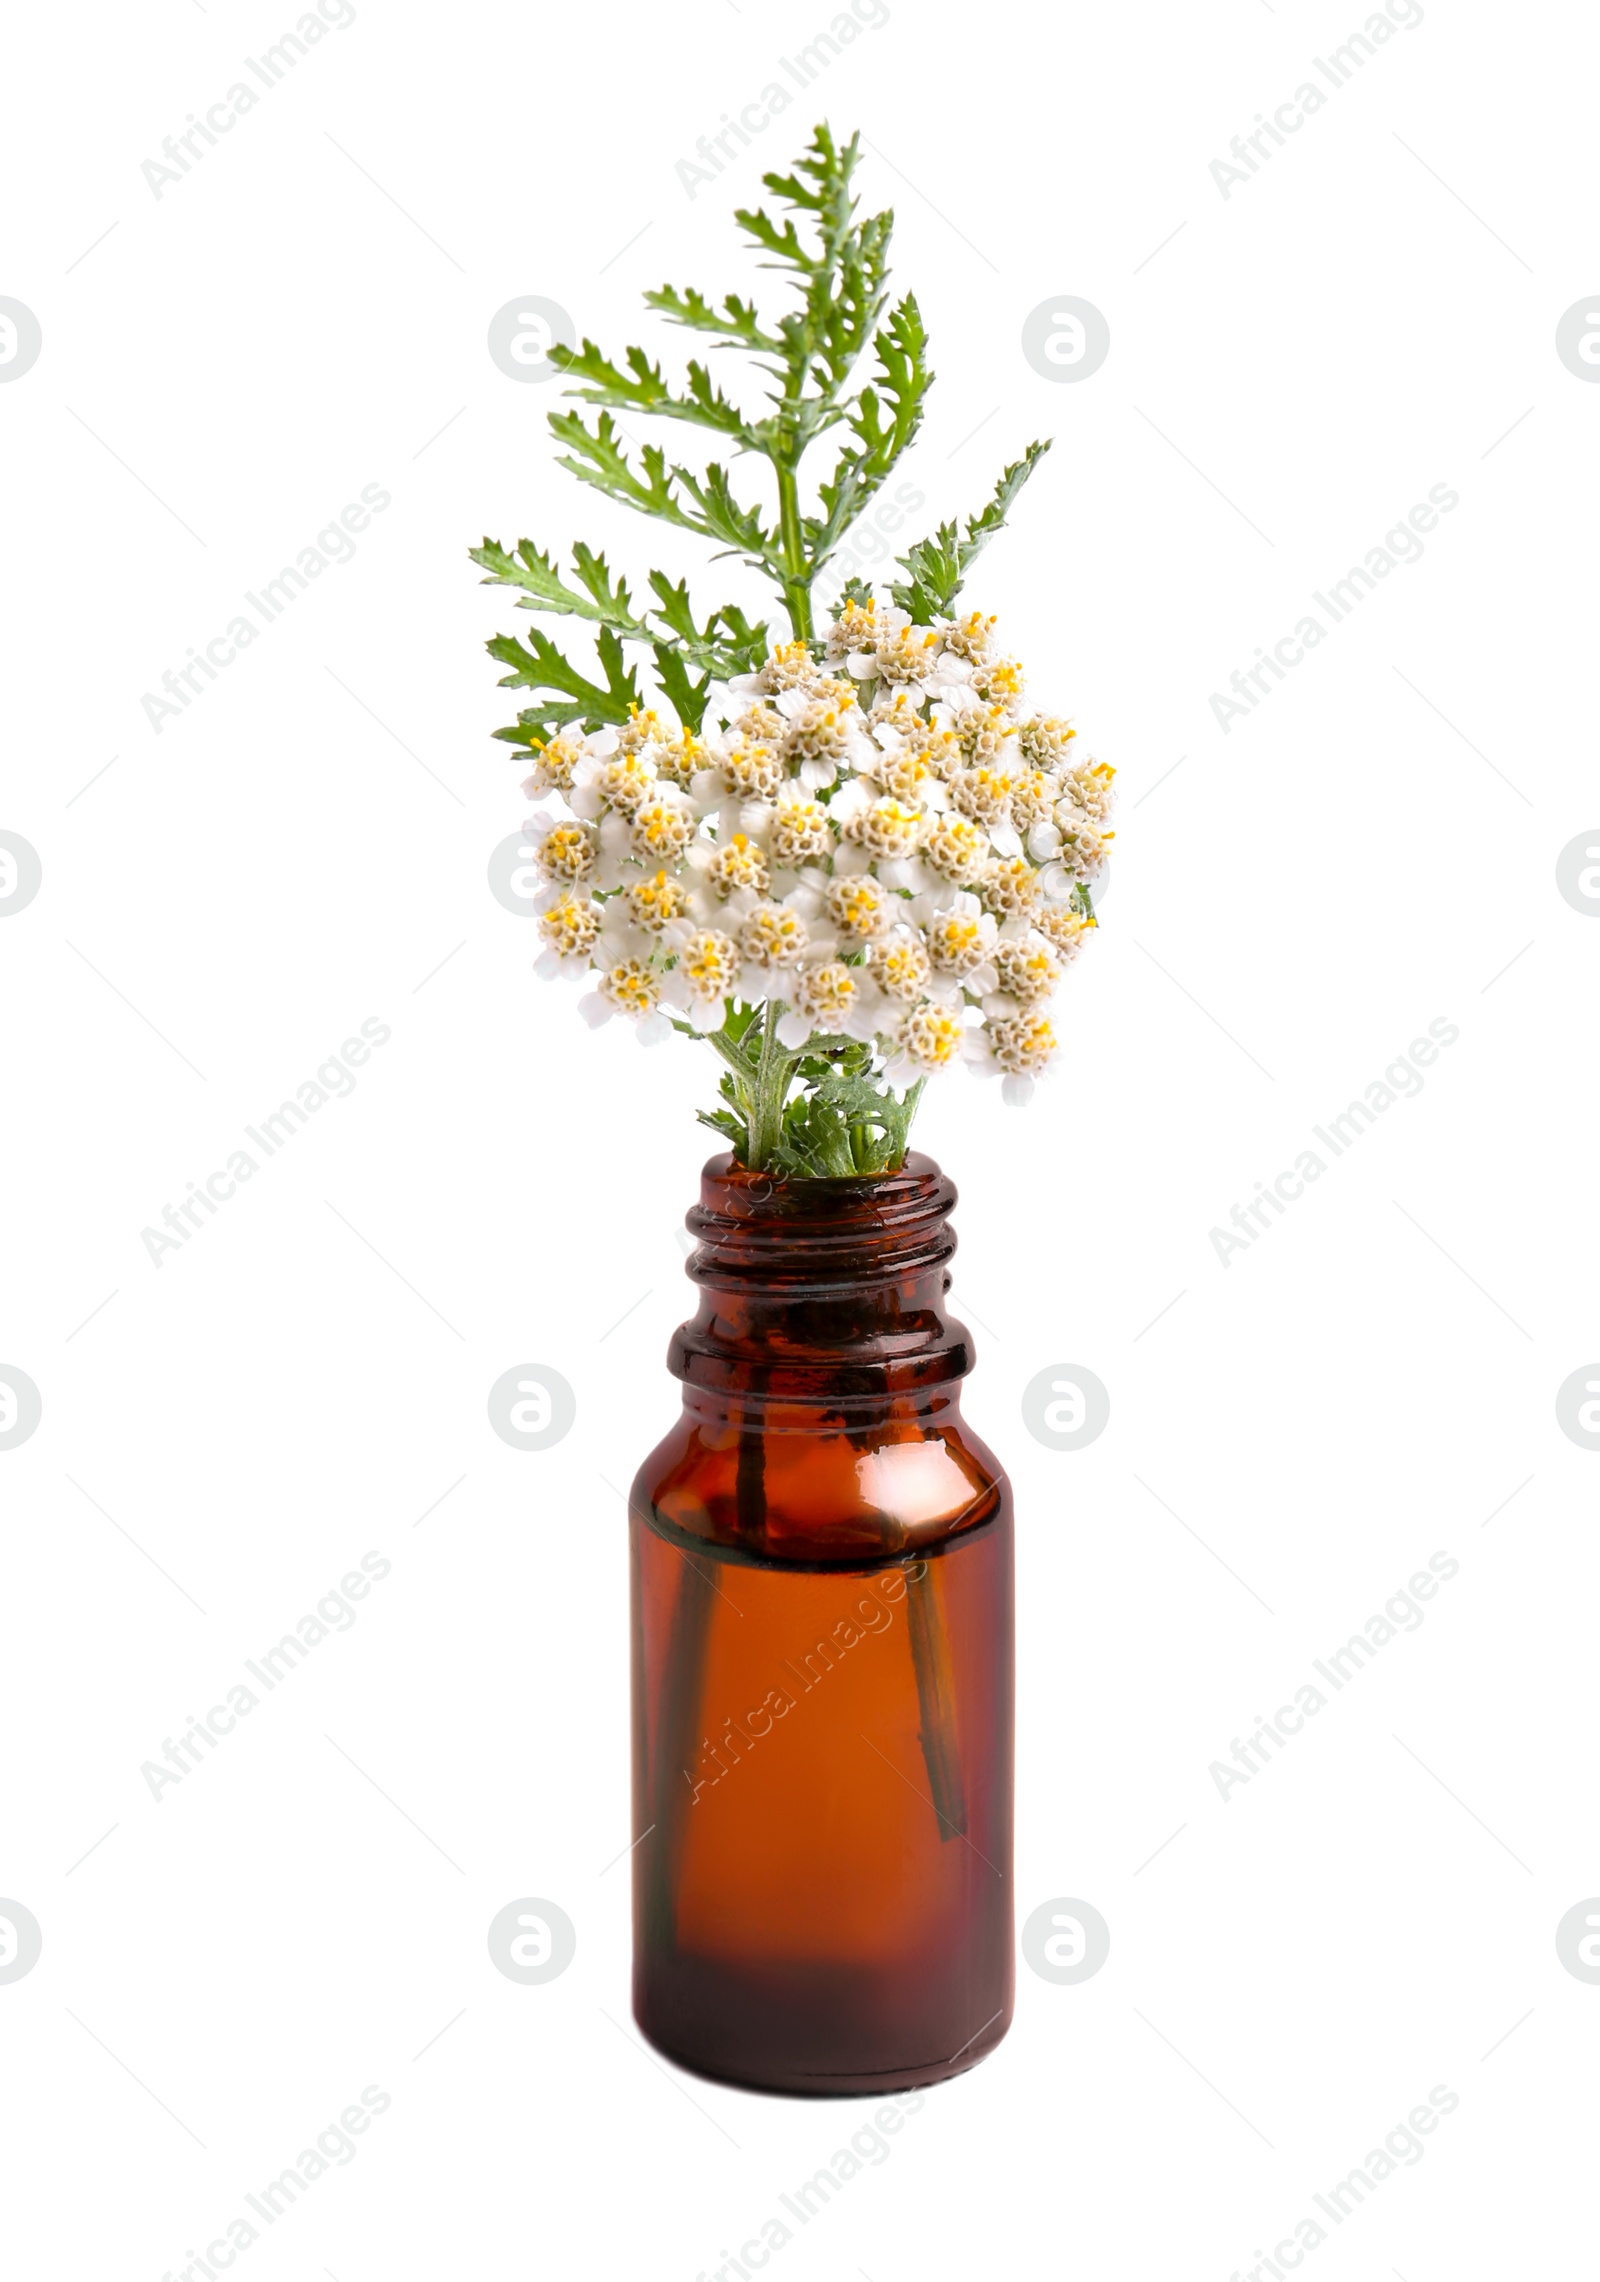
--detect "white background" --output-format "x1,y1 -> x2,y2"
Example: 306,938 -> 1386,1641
3,0 -> 1597,2274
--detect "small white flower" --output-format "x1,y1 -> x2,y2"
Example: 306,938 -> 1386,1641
600,958 -> 665,1020
776,959 -> 882,1049
937,609 -> 999,665
520,730 -> 586,797
732,701 -> 787,743
737,899 -> 810,969
825,873 -> 894,942
845,797 -> 924,862
779,685 -> 868,791
662,926 -> 741,1027
572,750 -> 658,820
1034,903 -> 1097,963
1009,767 -> 1057,831
921,812 -> 990,886
702,832 -> 771,900
535,888 -> 599,966
991,937 -> 1062,1005
621,868 -> 690,933
922,891 -> 998,978
648,726 -> 711,789
1015,714 -> 1076,767
949,765 -> 1016,831
628,797 -> 696,866
614,707 -> 670,757
769,789 -> 834,868
530,820 -> 597,884
954,703 -> 1019,769
969,655 -> 1026,709
882,1000 -> 966,1086
1044,813 -> 1111,885
870,928 -> 933,1003
731,640 -> 822,698
866,740 -> 942,808
867,686 -> 924,739
824,596 -> 885,660
1058,757 -> 1117,826
710,736 -> 783,802
983,1010 -> 1057,1107
979,856 -> 1043,919
858,618 -> 944,688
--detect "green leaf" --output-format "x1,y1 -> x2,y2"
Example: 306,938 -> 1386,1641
960,437 -> 1053,558
813,292 -> 932,557
747,123 -> 858,228
550,335 -> 754,443
695,1106 -> 746,1147
644,284 -> 781,354
890,440 -> 1053,621
485,620 -> 641,738
733,203 -> 810,273
476,541 -> 769,734
651,641 -> 711,734
547,408 -> 683,522
709,602 -> 771,679
806,210 -> 892,402
548,409 -> 784,579
737,131 -> 896,464
875,295 -> 930,444
644,570 -> 704,650
645,575 -> 770,689
471,537 -> 651,638
671,459 -> 776,564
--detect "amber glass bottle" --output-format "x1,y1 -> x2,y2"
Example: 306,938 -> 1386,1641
629,1151 -> 1014,2096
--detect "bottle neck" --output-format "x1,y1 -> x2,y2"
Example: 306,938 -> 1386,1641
667,1153 -> 973,1410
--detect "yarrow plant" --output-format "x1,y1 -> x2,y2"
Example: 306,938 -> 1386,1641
474,125 -> 1112,1175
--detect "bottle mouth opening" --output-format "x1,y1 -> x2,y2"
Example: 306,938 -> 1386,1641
682,1149 -> 960,1302
694,1147 -> 951,1216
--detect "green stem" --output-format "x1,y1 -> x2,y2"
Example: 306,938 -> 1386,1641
774,465 -> 813,642
743,1000 -> 800,1170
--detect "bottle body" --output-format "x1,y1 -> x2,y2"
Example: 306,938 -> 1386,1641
629,1155 -> 1015,2095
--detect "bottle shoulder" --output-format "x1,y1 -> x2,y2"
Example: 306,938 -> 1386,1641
631,1405 -> 1011,1567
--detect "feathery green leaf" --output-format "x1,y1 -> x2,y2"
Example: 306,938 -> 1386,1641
890,440 -> 1053,620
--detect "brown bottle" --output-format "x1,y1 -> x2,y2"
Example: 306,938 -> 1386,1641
629,1152 -> 1014,2096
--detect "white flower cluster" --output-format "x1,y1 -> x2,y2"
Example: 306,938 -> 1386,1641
522,598 -> 1112,1106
